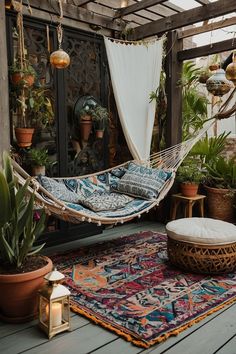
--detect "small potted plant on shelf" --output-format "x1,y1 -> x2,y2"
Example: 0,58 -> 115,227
79,105 -> 93,142
177,157 -> 205,197
90,105 -> 110,138
0,152 -> 52,323
27,147 -> 50,176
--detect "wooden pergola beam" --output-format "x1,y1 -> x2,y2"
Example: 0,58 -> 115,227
178,16 -> 236,39
178,38 -> 236,61
66,0 -> 94,5
130,0 -> 236,40
114,0 -> 166,19
195,0 -> 210,5
22,0 -> 121,31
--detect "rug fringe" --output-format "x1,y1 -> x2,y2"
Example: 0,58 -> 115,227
71,296 -> 236,348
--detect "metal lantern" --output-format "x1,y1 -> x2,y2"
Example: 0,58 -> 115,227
225,52 -> 236,86
50,48 -> 70,69
206,68 -> 232,96
38,269 -> 71,339
50,23 -> 70,69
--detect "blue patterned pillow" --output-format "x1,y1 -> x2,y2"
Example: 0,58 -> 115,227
115,163 -> 171,199
81,192 -> 133,212
38,175 -> 84,203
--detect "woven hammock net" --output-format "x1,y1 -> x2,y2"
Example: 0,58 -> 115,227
12,91 -> 236,226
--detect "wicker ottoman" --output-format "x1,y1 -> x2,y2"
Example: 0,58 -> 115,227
166,218 -> 236,274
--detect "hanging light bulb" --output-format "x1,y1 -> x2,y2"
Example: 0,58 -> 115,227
50,23 -> 70,69
225,52 -> 236,86
206,68 -> 232,97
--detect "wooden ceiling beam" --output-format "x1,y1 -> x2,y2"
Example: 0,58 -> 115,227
178,38 -> 236,61
114,0 -> 166,19
21,0 -> 121,31
66,0 -> 94,5
178,16 -> 236,39
195,0 -> 210,5
130,0 -> 236,40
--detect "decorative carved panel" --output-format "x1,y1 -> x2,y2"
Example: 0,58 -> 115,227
65,33 -> 106,176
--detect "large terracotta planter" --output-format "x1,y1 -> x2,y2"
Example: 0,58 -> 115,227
205,185 -> 235,223
180,182 -> 199,197
0,255 -> 53,323
15,127 -> 35,148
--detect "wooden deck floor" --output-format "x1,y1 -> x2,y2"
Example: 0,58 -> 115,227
1,220 -> 236,354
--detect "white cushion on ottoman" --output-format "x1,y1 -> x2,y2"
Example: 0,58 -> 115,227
166,217 -> 236,245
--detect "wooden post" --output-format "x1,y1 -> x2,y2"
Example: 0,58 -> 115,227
165,31 -> 183,147
0,2 -> 10,166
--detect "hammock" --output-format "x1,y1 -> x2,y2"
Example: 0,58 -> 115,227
12,118 -> 222,226
12,86 -> 236,226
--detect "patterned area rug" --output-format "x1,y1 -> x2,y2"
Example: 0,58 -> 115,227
51,231 -> 236,348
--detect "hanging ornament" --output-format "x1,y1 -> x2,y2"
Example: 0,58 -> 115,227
225,52 -> 236,86
50,23 -> 70,69
206,68 -> 232,97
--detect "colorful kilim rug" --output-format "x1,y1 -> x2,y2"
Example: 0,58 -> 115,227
51,231 -> 236,348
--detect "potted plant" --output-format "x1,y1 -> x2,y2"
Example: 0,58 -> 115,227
0,152 -> 52,323
190,132 -> 235,222
9,60 -> 37,88
204,156 -> 236,223
90,105 -> 109,138
27,147 -> 50,176
79,105 -> 93,142
10,85 -> 54,148
177,157 -> 205,197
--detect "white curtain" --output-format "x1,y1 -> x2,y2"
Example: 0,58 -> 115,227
104,37 -> 163,161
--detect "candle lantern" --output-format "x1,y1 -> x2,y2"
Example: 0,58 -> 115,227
38,269 -> 71,339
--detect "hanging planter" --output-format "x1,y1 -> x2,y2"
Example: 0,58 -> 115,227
225,52 -> 236,86
15,127 -> 35,148
206,68 -> 232,96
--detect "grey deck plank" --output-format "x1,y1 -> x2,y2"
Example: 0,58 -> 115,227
20,323 -> 117,354
216,335 -> 236,354
157,303 -> 236,354
88,337 -> 142,354
0,314 -> 89,354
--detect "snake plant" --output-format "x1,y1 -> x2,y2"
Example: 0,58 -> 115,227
0,152 -> 46,269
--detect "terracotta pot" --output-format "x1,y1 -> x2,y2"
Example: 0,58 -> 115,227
11,72 -> 35,87
32,165 -> 46,176
180,182 -> 199,197
204,185 -> 235,223
80,120 -> 93,142
96,130 -> 104,139
0,255 -> 52,323
15,127 -> 35,148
